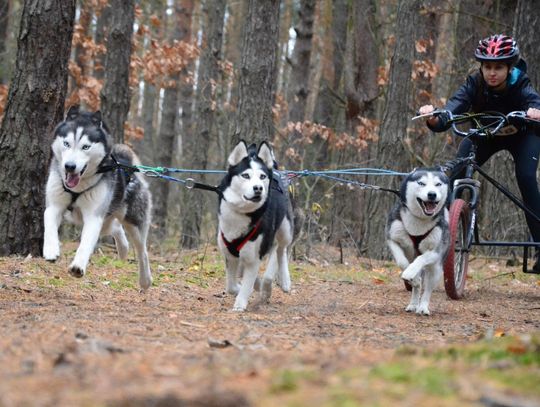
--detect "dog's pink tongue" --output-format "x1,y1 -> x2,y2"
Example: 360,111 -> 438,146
66,173 -> 80,188
425,202 -> 437,213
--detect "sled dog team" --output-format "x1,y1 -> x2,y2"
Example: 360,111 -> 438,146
44,106 -> 449,315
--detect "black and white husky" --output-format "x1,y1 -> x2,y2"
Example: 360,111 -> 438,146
217,141 -> 295,312
386,168 -> 450,315
43,106 -> 153,290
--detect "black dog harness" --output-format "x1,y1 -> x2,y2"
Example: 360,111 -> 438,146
62,154 -> 135,211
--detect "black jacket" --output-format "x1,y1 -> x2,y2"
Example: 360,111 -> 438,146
429,59 -> 540,132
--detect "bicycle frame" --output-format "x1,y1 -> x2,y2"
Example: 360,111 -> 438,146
449,141 -> 540,274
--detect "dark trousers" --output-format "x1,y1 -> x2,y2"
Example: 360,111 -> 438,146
456,129 -> 540,242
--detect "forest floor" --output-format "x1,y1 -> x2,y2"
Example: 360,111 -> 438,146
0,242 -> 539,407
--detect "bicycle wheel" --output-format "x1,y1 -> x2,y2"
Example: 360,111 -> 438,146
444,198 -> 470,299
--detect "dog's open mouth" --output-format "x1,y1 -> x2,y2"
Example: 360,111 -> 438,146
417,198 -> 439,216
243,195 -> 262,203
65,165 -> 87,189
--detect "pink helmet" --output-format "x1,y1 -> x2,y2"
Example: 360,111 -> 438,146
474,34 -> 519,64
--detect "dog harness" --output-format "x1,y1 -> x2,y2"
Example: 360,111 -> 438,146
220,218 -> 263,257
62,154 -> 134,211
409,228 -> 435,256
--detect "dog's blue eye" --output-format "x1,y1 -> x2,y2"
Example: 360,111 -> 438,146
435,182 -> 442,187
63,141 -> 70,148
242,173 -> 250,179
417,181 -> 425,186
82,145 -> 90,150
260,174 -> 267,180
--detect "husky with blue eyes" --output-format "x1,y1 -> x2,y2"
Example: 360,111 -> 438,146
217,140 -> 296,312
43,106 -> 153,290
386,168 -> 450,315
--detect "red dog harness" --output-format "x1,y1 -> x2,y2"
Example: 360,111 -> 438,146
221,218 -> 263,257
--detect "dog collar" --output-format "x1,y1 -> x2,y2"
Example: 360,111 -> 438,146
221,218 -> 263,257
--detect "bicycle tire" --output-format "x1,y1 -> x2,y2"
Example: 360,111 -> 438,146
444,198 -> 470,299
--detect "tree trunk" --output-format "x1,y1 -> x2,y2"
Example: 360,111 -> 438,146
514,0 -> 540,88
287,0 -> 315,123
0,0 -> 10,84
313,0 -> 347,127
178,0 -> 195,158
93,2 -> 111,80
0,0 -> 76,256
153,0 -> 195,240
363,0 -> 421,258
73,0 -> 93,83
330,0 -> 379,248
343,0 -> 378,122
181,0 -> 226,248
100,0 -> 135,143
233,0 -> 281,144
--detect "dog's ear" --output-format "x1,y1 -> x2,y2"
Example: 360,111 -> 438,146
228,140 -> 249,166
399,176 -> 408,203
91,110 -> 103,127
66,105 -> 80,121
257,141 -> 274,169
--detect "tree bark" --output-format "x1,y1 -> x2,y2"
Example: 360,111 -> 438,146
514,0 -> 540,88
343,0 -> 378,122
233,0 -> 281,144
314,0 -> 347,127
100,0 -> 135,143
181,0 -> 226,248
93,2 -> 111,80
287,0 -> 316,123
0,0 -> 10,84
363,0 -> 421,258
153,0 -> 195,240
0,0 -> 76,256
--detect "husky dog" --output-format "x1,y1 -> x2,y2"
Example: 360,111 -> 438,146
217,140 -> 295,312
386,168 -> 450,315
43,106 -> 153,290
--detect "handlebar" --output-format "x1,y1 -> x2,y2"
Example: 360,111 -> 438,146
412,110 -> 540,138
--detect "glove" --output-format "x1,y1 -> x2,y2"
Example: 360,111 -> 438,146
435,110 -> 451,129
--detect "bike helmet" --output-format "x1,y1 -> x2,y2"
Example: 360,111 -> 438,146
474,34 -> 519,64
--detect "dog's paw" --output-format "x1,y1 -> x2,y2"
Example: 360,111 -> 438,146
259,278 -> 272,303
416,304 -> 430,316
139,274 -> 153,291
401,267 -> 419,282
68,264 -> 85,278
253,277 -> 261,292
116,242 -> 129,260
43,244 -> 60,262
405,303 -> 417,312
232,298 -> 248,312
276,273 -> 291,293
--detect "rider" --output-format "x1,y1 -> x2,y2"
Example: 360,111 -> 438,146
419,34 -> 540,273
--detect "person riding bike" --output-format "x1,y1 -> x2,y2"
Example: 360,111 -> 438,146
419,34 -> 540,273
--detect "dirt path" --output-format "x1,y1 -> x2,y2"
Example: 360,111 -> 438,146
0,249 -> 538,406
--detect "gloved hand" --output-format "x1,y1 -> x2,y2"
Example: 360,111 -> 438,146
434,110 -> 451,129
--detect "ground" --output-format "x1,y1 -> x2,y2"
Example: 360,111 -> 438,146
0,243 -> 539,407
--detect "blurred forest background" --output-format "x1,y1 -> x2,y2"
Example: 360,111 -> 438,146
0,0 -> 538,261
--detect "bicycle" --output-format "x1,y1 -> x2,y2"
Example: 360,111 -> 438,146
412,110 -> 540,299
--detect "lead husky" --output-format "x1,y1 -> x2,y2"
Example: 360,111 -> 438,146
217,141 -> 295,312
386,168 -> 450,315
43,106 -> 153,290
